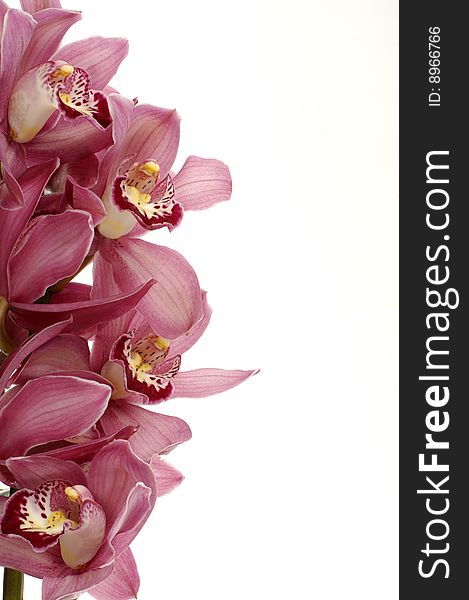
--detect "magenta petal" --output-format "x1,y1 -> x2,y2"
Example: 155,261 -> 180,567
0,375 -> 111,458
98,238 -> 202,339
0,159 -> 59,297
34,426 -> 136,463
6,455 -> 87,489
170,290 -> 212,355
173,156 -> 232,211
0,9 -> 35,113
52,37 -> 129,90
50,282 -> 91,304
8,210 -> 94,303
10,278 -> 156,333
119,104 -> 180,179
16,334 -> 90,384
18,8 -> 81,74
173,368 -> 259,398
100,402 -> 192,460
0,318 -> 71,393
150,455 -> 184,497
0,536 -> 60,578
20,0 -> 62,12
24,117 -> 113,167
88,440 -> 156,539
0,166 -> 24,209
42,566 -> 114,600
90,548 -> 139,600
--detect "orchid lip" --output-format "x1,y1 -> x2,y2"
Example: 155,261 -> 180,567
8,60 -> 111,144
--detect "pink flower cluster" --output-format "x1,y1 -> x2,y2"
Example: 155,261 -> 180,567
0,2 -> 256,598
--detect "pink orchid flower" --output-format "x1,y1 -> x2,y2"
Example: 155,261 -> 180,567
7,294 -> 256,463
0,440 -> 177,600
0,0 -> 128,193
0,162 -> 157,354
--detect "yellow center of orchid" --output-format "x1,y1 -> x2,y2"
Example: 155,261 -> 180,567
127,335 -> 170,382
125,185 -> 152,207
141,161 -> 160,177
46,511 -> 72,529
51,64 -> 75,79
64,487 -> 80,502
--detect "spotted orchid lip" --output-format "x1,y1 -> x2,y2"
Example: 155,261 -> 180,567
7,60 -> 111,145
0,479 -> 106,569
106,329 -> 182,404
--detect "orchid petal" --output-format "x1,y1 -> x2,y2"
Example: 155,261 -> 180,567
59,498 -> 106,569
6,455 -> 86,489
110,104 -> 180,181
0,9 -> 35,115
42,565 -> 114,600
90,548 -> 140,600
34,426 -> 136,464
24,116 -> 113,167
0,318 -> 71,394
97,238 -> 202,339
173,368 -> 259,398
50,153 -> 100,193
0,535 -> 60,578
0,165 -> 23,209
0,159 -> 59,297
0,375 -> 111,458
50,282 -> 91,304
15,334 -> 90,384
170,290 -> 212,355
100,402 -> 191,460
52,37 -> 129,90
8,210 -> 94,303
101,361 -> 147,405
10,278 -> 156,333
173,156 -> 232,211
150,455 -> 184,497
18,8 -> 81,74
87,440 -> 156,540
67,181 -> 106,226
20,0 -> 62,12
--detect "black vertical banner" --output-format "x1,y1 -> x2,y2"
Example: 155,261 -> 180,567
400,3 -> 468,598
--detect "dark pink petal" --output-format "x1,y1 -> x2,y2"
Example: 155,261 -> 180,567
8,210 -> 94,303
50,282 -> 91,304
15,334 -> 90,384
42,565 -> 114,600
173,156 -> 232,210
0,535 -> 61,578
0,9 -> 35,114
0,375 -> 111,458
18,8 -> 81,74
6,455 -> 87,489
0,166 -> 24,209
0,159 -> 59,297
52,37 -> 129,90
98,238 -> 202,339
100,401 -> 191,461
119,104 -> 180,179
150,455 -> 184,497
89,548 -> 139,600
0,318 -> 71,393
170,290 -> 212,355
32,426 -> 136,463
50,153 -> 100,193
87,440 -> 156,541
20,0 -> 62,12
173,368 -> 259,398
10,279 -> 156,333
23,117 -> 114,167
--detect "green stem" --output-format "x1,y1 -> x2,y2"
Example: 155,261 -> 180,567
2,489 -> 23,600
2,568 -> 23,600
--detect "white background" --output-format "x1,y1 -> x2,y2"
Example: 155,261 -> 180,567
6,0 -> 398,598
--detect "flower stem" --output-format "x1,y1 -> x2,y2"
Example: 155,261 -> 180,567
2,488 -> 23,600
2,568 -> 23,600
